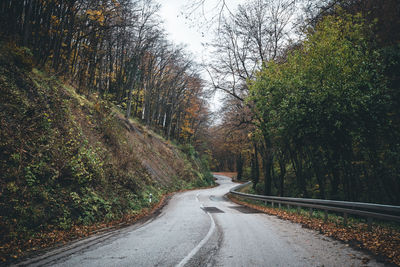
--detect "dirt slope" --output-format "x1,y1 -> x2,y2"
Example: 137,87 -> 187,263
0,43 -> 213,263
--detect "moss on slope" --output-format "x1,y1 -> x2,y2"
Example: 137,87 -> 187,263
0,43 -> 213,263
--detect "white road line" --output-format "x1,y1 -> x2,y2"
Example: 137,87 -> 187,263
196,193 -> 200,202
176,210 -> 215,267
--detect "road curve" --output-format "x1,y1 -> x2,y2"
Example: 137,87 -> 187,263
17,175 -> 383,267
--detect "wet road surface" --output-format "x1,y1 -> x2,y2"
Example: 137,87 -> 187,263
17,175 -> 383,267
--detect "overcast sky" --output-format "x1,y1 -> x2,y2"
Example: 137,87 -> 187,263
158,0 -> 244,113
158,0 -> 245,59
158,0 -> 209,62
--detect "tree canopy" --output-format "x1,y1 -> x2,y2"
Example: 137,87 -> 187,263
247,11 -> 400,203
207,0 -> 400,205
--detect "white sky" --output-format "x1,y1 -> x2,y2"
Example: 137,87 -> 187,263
158,0 -> 244,113
158,0 -> 245,60
158,1 -> 210,62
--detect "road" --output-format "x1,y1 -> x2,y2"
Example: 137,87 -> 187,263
18,175 -> 383,267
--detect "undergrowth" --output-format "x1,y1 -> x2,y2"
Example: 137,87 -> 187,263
0,43 -> 213,264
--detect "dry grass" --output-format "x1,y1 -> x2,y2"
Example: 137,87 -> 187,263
118,114 -> 197,186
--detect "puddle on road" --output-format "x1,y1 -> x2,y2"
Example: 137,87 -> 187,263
209,195 -> 225,202
202,206 -> 225,213
228,206 -> 262,214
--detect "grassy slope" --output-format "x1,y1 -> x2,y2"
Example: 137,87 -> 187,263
0,44 -> 213,263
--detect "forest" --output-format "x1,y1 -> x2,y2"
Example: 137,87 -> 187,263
0,0 -> 400,263
0,0 -> 216,262
1,0 -> 399,205
205,0 -> 400,205
0,0 -> 211,143
1,0 -> 400,234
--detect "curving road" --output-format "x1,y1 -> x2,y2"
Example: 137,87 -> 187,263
18,175 -> 382,267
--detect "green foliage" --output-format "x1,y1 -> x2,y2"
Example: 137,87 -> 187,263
248,12 -> 400,204
178,143 -> 215,187
180,143 -> 198,159
0,42 -> 33,71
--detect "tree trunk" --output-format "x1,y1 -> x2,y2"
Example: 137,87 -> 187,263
262,154 -> 273,195
262,135 -> 273,196
289,146 -> 308,197
278,158 -> 286,196
22,0 -> 33,46
251,143 -> 260,189
126,65 -> 138,119
236,153 -> 244,181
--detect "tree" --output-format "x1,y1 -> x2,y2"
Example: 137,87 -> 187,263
0,0 -> 212,147
206,0 -> 297,102
249,11 -> 400,203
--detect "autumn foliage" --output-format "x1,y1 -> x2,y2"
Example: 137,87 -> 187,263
0,0 -> 210,143
0,44 -> 214,264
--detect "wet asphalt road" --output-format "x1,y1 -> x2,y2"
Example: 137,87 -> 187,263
17,175 -> 383,267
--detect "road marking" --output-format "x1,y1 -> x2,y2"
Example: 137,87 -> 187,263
176,211 -> 215,267
196,193 -> 200,202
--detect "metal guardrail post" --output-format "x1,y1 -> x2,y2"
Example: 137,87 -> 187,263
324,210 -> 328,222
297,206 -> 301,213
309,208 -> 313,217
272,201 -> 274,208
278,203 -> 281,209
367,217 -> 373,231
343,213 -> 348,226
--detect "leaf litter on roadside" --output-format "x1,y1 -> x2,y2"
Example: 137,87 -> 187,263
229,195 -> 400,266
0,184 -> 216,265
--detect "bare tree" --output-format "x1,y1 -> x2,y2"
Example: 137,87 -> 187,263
203,0 -> 297,195
125,0 -> 161,119
206,0 -> 297,101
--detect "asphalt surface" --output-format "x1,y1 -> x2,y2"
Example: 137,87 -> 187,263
17,175 -> 384,267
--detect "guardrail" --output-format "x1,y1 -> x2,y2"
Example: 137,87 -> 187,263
230,182 -> 400,230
